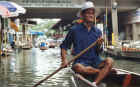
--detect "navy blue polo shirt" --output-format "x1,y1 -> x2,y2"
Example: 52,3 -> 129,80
60,23 -> 103,67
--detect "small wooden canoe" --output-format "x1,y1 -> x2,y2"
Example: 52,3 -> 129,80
70,68 -> 140,87
22,45 -> 32,49
40,46 -> 48,50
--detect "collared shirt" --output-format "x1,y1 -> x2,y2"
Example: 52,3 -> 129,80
60,23 -> 102,65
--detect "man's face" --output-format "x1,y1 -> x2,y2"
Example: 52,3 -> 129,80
82,8 -> 95,23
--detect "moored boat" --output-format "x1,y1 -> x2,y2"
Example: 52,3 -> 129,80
71,68 -> 140,87
40,46 -> 48,50
22,45 -> 32,49
1,48 -> 13,56
40,42 -> 48,50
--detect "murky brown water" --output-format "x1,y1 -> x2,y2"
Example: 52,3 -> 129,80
0,48 -> 140,87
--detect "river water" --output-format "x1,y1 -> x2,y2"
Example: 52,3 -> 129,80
0,47 -> 140,87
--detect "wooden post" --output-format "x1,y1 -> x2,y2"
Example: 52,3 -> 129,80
22,24 -> 25,39
0,17 -> 2,61
0,17 -> 4,60
21,18 -> 26,42
111,0 -> 119,45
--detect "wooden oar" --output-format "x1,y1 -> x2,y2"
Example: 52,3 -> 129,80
32,39 -> 100,87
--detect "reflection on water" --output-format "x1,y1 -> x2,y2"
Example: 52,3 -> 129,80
114,59 -> 140,73
0,48 -> 71,87
0,48 -> 140,87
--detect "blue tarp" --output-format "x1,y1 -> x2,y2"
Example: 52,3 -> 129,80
0,1 -> 17,12
40,42 -> 46,47
30,31 -> 44,35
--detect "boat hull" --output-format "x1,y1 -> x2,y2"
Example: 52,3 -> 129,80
40,47 -> 48,50
71,68 -> 140,87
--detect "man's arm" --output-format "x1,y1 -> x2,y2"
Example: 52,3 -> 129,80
61,48 -> 68,68
60,29 -> 74,68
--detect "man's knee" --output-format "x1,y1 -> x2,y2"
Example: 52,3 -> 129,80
72,63 -> 85,73
105,57 -> 114,67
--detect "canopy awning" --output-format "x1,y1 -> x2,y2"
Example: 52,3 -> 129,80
0,5 -> 11,18
0,1 -> 26,17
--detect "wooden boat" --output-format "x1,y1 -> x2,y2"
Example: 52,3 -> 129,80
22,44 -> 32,49
70,68 -> 140,87
40,46 -> 48,50
104,46 -> 140,59
1,52 -> 12,56
22,46 -> 32,49
1,48 -> 13,56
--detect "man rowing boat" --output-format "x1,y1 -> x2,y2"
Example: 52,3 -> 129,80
60,1 -> 113,87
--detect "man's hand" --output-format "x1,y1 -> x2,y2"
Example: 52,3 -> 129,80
61,60 -> 68,68
97,37 -> 104,46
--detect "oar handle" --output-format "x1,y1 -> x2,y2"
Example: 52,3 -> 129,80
32,39 -> 99,87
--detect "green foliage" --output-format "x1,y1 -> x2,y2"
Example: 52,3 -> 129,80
31,20 -> 57,31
